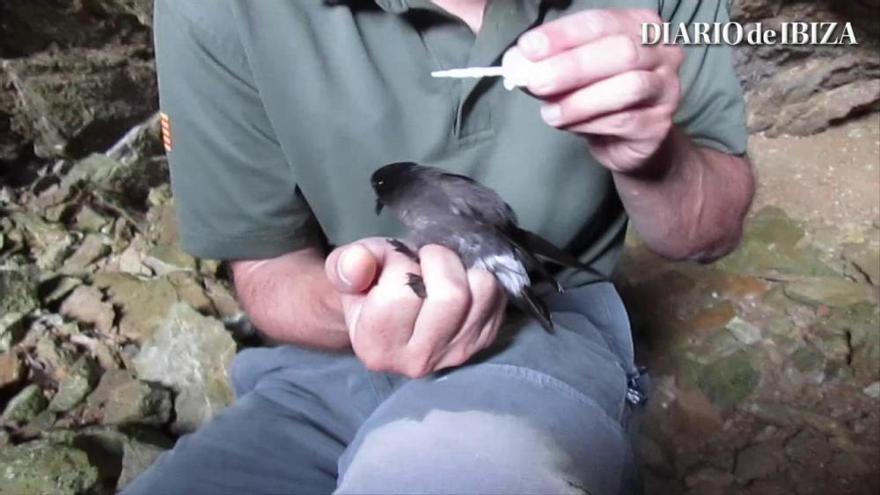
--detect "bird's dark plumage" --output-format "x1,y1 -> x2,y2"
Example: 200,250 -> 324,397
371,161 -> 598,331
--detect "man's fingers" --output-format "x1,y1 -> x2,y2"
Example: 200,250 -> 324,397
517,9 -> 659,60
525,34 -> 661,96
350,248 -> 424,370
434,269 -> 506,371
406,245 -> 471,377
539,70 -> 664,128
566,106 -> 671,141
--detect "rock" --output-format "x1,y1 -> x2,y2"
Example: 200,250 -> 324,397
695,350 -> 760,411
205,278 -> 243,319
86,0 -> 155,27
43,425 -> 172,492
74,204 -> 110,232
84,369 -> 172,426
672,387 -> 725,437
115,435 -> 167,490
69,333 -> 121,370
730,0 -> 777,21
22,409 -> 58,437
0,351 -> 25,390
746,402 -> 799,427
829,452 -> 873,477
842,241 -> 880,285
40,275 -> 83,305
106,112 -> 164,167
133,303 -> 236,433
827,302 -> 880,379
94,272 -> 180,342
168,271 -> 213,313
784,277 -> 872,308
33,334 -> 77,383
144,244 -> 197,275
59,284 -> 115,334
734,442 -> 784,483
684,466 -> 735,489
0,312 -> 27,353
1,383 -> 48,424
0,441 -> 98,495
716,207 -> 835,277
863,381 -> 880,399
61,153 -> 124,190
2,46 -> 158,158
199,258 -> 222,277
113,236 -> 151,275
743,481 -> 791,495
750,69 -> 880,137
0,267 -> 39,315
638,435 -> 675,477
784,429 -> 832,467
789,346 -> 826,382
60,233 -> 110,273
0,0 -> 150,58
48,355 -> 98,412
726,316 -> 762,345
146,201 -> 179,246
9,212 -> 75,269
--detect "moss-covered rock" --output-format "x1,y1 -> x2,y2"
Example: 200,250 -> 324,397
1,383 -> 48,424
0,441 -> 98,495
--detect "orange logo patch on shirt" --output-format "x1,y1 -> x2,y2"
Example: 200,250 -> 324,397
160,112 -> 173,152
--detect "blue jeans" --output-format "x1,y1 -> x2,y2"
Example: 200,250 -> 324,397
122,282 -> 645,495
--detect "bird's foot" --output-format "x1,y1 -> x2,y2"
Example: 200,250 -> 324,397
406,272 -> 427,298
387,238 -> 420,263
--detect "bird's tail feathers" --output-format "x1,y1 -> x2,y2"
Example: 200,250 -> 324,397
514,287 -> 554,331
510,227 -> 605,280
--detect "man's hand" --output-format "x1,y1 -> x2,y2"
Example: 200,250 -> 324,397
325,238 -> 506,378
515,9 -> 684,173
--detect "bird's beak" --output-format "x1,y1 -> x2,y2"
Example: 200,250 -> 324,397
374,198 -> 384,215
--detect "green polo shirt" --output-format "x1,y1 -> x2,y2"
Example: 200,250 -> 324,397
153,0 -> 747,286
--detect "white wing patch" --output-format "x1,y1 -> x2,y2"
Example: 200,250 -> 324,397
474,254 -> 530,295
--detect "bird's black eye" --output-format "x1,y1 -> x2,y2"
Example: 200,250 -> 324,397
377,180 -> 384,186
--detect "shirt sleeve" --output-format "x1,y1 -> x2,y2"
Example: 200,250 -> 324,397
153,0 -> 320,260
661,0 -> 749,155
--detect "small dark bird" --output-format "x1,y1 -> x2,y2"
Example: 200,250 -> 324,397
371,161 -> 597,331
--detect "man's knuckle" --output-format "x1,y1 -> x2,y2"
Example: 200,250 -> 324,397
631,71 -> 657,97
431,280 -> 470,308
612,111 -> 637,131
613,34 -> 640,67
405,355 -> 433,378
448,346 -> 472,367
360,350 -> 390,372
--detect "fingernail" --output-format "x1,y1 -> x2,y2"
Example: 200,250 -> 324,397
540,104 -> 562,125
337,248 -> 353,287
518,31 -> 549,58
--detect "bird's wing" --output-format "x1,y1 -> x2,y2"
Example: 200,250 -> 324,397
437,172 -> 518,225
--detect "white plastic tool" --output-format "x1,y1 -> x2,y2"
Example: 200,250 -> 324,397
430,49 -> 533,91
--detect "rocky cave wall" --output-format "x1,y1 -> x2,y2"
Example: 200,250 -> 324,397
0,1 -> 878,494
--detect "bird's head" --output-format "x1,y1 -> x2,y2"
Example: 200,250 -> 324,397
371,161 -> 419,215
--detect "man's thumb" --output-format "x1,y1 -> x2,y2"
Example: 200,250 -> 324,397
325,243 -> 378,294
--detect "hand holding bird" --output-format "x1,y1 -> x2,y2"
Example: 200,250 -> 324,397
324,237 -> 507,379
